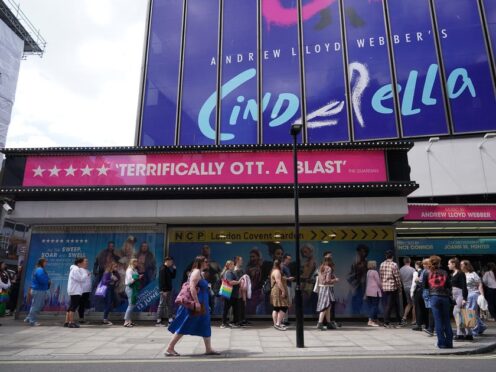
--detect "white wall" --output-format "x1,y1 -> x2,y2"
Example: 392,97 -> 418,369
0,19 -> 24,148
408,136 -> 496,198
10,197 -> 408,225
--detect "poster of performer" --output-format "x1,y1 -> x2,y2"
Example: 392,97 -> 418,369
22,231 -> 164,313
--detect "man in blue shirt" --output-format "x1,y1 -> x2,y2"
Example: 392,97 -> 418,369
281,254 -> 295,326
24,258 -> 50,326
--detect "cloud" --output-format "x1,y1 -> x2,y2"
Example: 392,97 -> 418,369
6,0 -> 147,148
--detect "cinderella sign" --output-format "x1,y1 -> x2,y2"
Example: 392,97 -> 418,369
138,0 -> 496,146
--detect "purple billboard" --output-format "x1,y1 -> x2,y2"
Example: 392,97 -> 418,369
138,0 -> 496,146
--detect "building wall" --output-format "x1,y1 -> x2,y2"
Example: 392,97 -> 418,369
0,19 -> 23,148
408,136 -> 496,198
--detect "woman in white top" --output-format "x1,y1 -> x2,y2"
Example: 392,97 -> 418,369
482,262 -> 496,321
65,257 -> 88,328
124,258 -> 142,327
461,260 -> 486,337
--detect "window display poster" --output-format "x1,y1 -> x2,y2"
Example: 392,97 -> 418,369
22,232 -> 164,313
168,227 -> 394,317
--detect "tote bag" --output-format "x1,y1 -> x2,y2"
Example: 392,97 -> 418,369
461,308 -> 477,328
219,279 -> 233,299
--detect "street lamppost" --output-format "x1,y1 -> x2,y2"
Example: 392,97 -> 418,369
290,122 -> 304,348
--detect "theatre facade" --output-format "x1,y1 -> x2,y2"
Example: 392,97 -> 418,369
1,0 -> 496,318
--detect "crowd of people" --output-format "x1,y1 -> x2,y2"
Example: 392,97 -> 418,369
8,246 -> 496,356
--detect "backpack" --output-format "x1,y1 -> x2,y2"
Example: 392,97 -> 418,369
428,270 -> 447,290
262,277 -> 273,295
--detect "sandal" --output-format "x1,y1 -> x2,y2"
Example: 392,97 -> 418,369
165,350 -> 180,357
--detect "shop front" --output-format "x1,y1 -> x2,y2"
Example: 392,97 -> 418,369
0,142 -> 417,318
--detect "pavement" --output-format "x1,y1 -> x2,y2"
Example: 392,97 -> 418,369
0,316 -> 495,361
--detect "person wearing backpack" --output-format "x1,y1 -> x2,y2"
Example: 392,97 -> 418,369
425,255 -> 453,349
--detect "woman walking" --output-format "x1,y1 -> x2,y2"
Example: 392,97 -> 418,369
461,260 -> 487,337
102,262 -> 120,325
166,255 -> 220,356
482,262 -> 496,321
316,256 -> 339,330
124,258 -> 141,327
270,259 -> 289,331
448,258 -> 468,341
24,258 -> 50,326
365,260 -> 381,327
425,255 -> 453,349
220,260 -> 240,328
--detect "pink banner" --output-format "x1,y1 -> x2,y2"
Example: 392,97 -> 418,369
405,205 -> 496,221
22,150 -> 386,187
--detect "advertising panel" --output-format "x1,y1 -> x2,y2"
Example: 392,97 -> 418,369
303,0 -> 350,143
139,0 -> 183,146
343,0 -> 399,140
219,0 -> 258,144
404,204 -> 496,221
168,226 -> 394,317
22,150 -> 387,187
482,0 -> 496,62
22,231 -> 164,313
387,0 -> 449,137
261,0 -> 302,144
434,0 -> 496,134
178,0 -> 219,145
397,238 -> 496,256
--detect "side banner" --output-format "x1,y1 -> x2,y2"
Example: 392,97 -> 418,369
22,231 -> 164,313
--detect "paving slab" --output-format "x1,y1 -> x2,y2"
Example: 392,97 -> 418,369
0,317 -> 495,360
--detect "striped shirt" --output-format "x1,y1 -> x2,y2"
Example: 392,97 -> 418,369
380,259 -> 402,292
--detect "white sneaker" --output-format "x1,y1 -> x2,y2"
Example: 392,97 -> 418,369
31,322 -> 41,327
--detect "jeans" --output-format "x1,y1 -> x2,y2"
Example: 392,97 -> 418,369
103,286 -> 115,320
124,286 -> 135,321
430,295 -> 453,348
367,296 -> 380,320
156,291 -> 172,321
222,297 -> 238,324
452,287 -> 466,336
414,288 -> 428,327
383,290 -> 401,324
26,290 -> 47,324
467,291 -> 486,335
486,287 -> 496,320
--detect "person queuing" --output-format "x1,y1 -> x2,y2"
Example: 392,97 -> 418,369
220,260 -> 240,328
64,257 -> 89,328
448,258 -> 468,341
24,258 -> 50,326
124,258 -> 142,327
270,259 -> 289,331
316,256 -> 338,330
365,260 -> 381,327
234,256 -> 249,327
166,255 -> 220,357
102,262 -> 120,325
78,258 -> 92,324
0,261 -> 11,319
420,258 -> 435,336
482,262 -> 496,322
461,260 -> 487,337
156,257 -> 176,327
281,254 -> 295,326
399,257 -> 416,326
425,255 -> 453,349
411,261 -> 427,331
379,250 -> 402,328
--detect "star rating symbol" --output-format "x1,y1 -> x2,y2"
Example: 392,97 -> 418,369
65,165 -> 76,176
49,166 -> 61,177
81,165 -> 93,176
97,164 -> 110,176
33,166 -> 45,177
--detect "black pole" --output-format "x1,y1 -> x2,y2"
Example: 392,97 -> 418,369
292,132 -> 304,348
